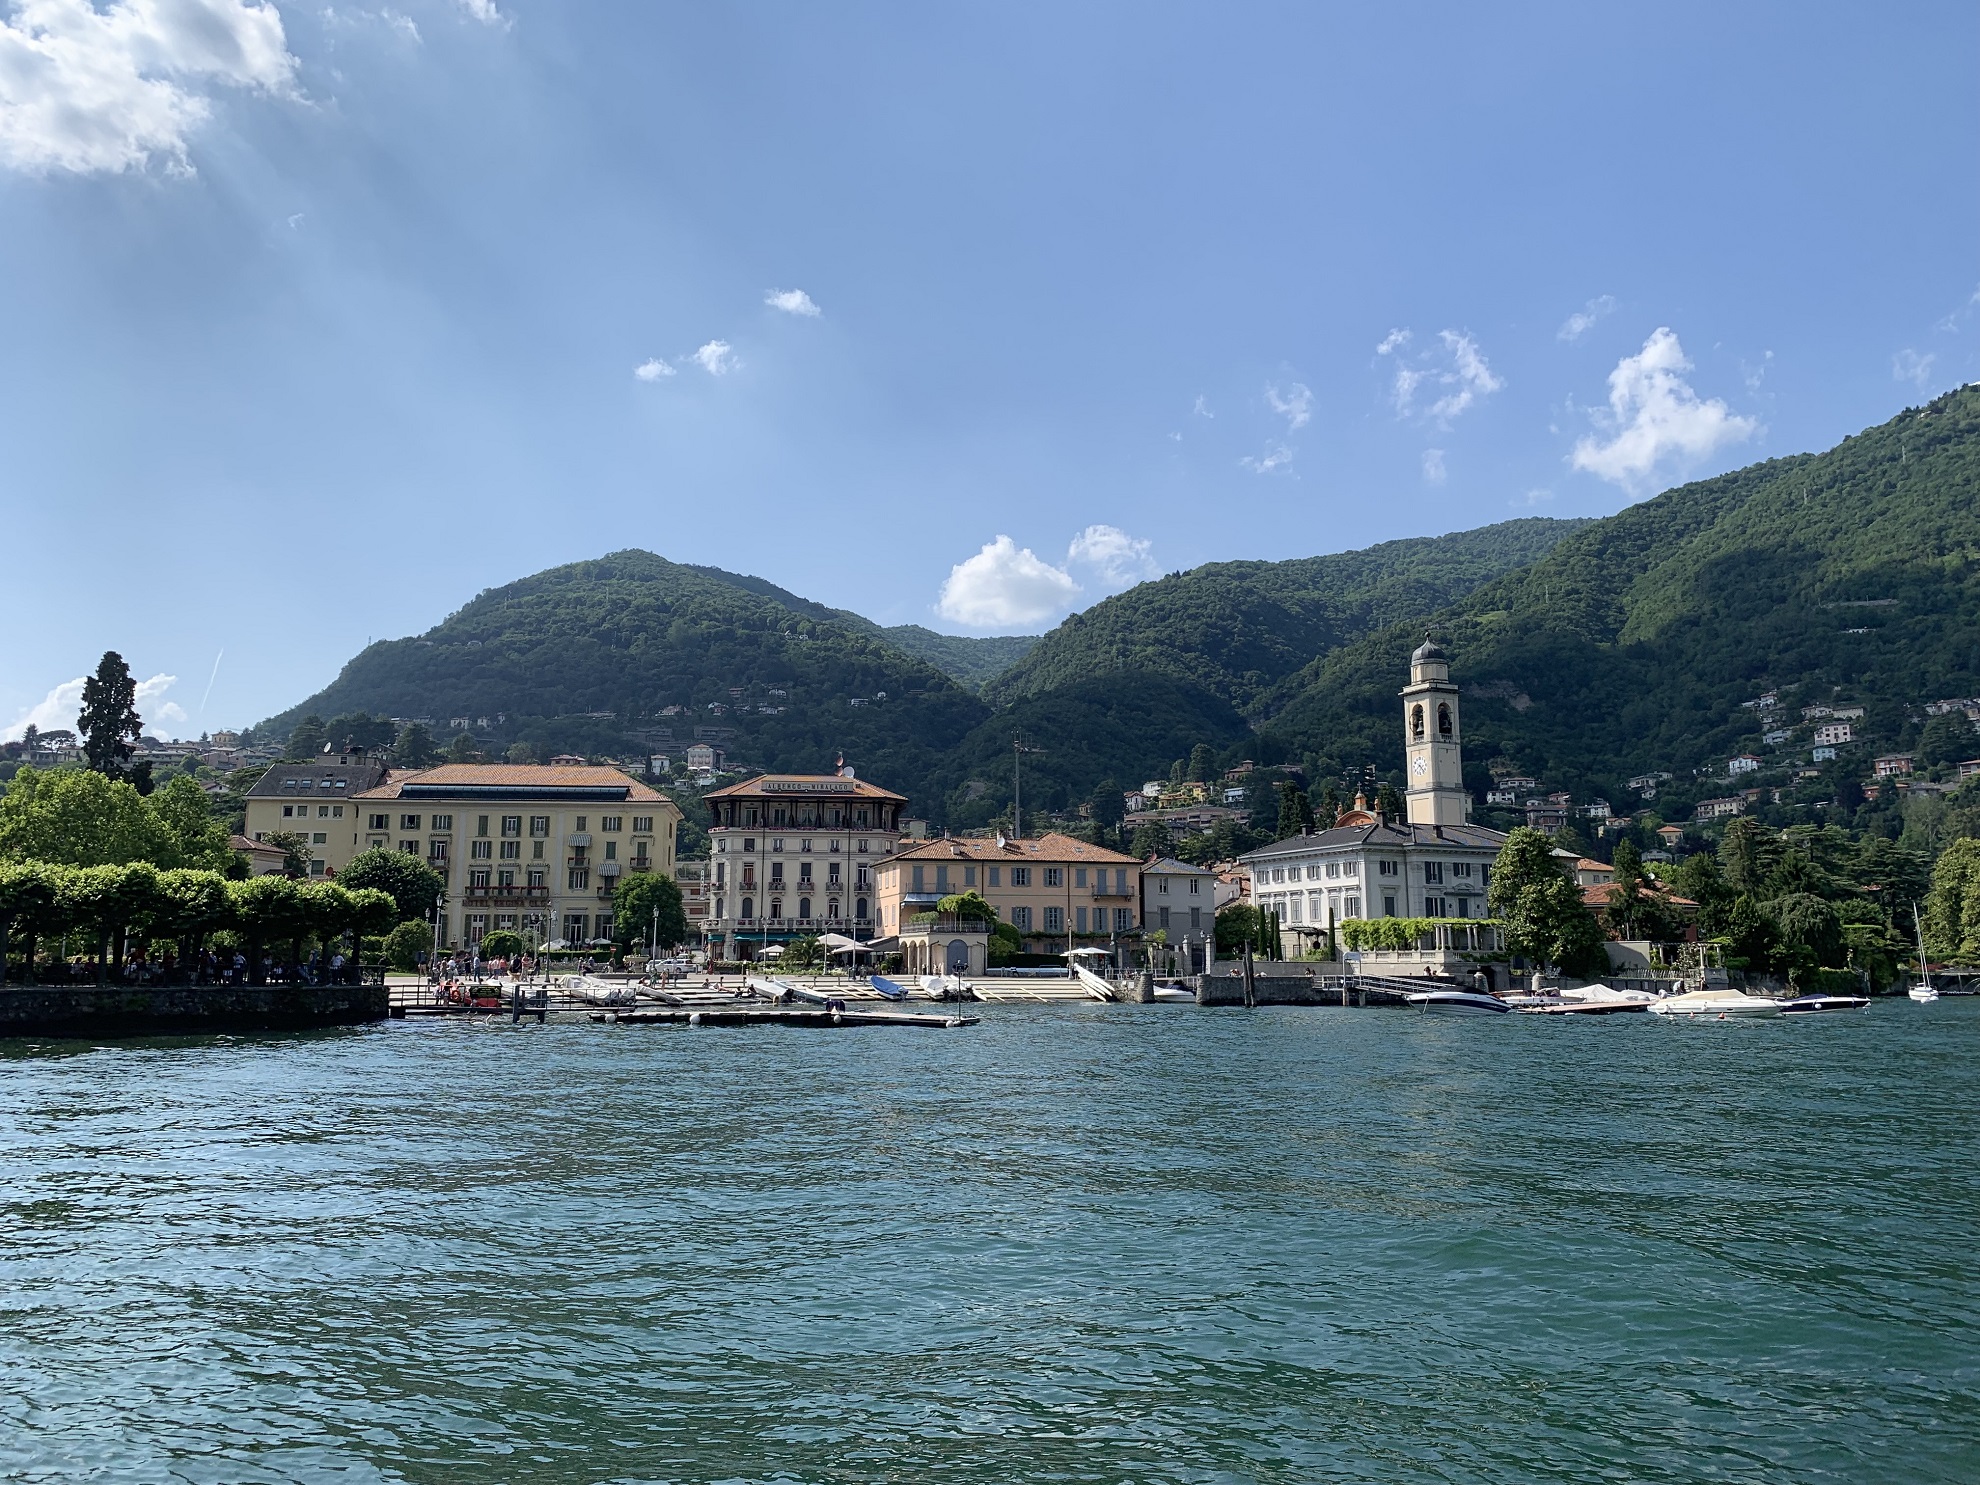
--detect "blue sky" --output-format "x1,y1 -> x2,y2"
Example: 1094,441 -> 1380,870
1,2 -> 1975,739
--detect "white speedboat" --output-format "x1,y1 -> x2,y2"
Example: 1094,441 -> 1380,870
1404,988 -> 1512,1015
1648,988 -> 1780,1018
1151,981 -> 1196,1003
1779,993 -> 1870,1014
1510,982 -> 1656,1015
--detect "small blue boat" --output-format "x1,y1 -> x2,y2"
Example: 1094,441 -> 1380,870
868,975 -> 908,1001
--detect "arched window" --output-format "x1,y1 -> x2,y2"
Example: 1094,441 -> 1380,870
798,897 -> 812,921
1438,702 -> 1453,738
856,896 -> 869,921
1411,703 -> 1425,740
713,897 -> 724,921
740,896 -> 754,922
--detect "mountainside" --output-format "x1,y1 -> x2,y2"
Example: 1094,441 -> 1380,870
259,551 -> 993,794
870,626 -> 1038,690
1261,385 -> 1980,806
985,517 -> 1592,711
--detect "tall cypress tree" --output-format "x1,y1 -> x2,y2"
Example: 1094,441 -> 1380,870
78,651 -> 146,790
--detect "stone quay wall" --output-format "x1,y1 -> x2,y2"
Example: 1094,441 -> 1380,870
0,985 -> 391,1039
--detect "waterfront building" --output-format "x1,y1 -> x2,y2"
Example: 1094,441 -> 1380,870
351,763 -> 682,950
702,766 -> 908,959
873,833 -> 1143,953
1140,856 -> 1216,939
1814,722 -> 1853,745
243,748 -> 393,877
1239,639 -> 1508,951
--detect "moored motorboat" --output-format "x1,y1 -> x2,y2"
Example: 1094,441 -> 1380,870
1151,981 -> 1196,1003
1908,982 -> 1941,1003
1404,988 -> 1512,1015
1779,993 -> 1870,1013
1648,988 -> 1781,1018
867,975 -> 909,1001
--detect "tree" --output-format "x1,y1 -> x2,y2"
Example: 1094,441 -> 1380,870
1313,779 -> 1343,827
261,831 -> 313,879
0,860 -> 60,986
480,928 -> 526,960
228,874 -> 304,984
78,651 -> 145,787
383,920 -> 433,972
1187,744 -> 1216,783
1766,892 -> 1844,986
445,732 -> 482,763
1923,837 -> 1980,963
147,775 -> 232,872
1720,817 -> 1782,898
1089,779 -> 1124,829
934,890 -> 997,922
781,934 -> 824,971
1130,820 -> 1175,860
1375,781 -> 1404,818
152,868 -> 233,976
612,871 -> 687,949
1488,827 -> 1606,976
505,741 -> 537,765
1169,757 -> 1186,785
1918,711 -> 1979,771
1274,781 -> 1315,839
337,848 -> 445,922
283,715 -> 328,761
323,711 -> 398,752
393,723 -> 440,768
1601,839 -> 1681,942
0,767 -> 171,868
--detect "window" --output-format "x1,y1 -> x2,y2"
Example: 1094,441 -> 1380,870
532,841 -> 545,860
1190,907 -> 1202,928
740,897 -> 754,922
988,867 -> 1001,887
1425,896 -> 1446,916
1453,898 -> 1469,919
563,914 -> 589,942
1114,908 -> 1133,932
476,816 -> 490,837
1423,861 -> 1444,884
855,896 -> 868,920
1159,906 -> 1170,928
1345,895 -> 1361,918
431,814 -> 451,830
1045,868 -> 1062,888
1325,862 -> 1340,879
1379,860 -> 1399,877
1157,877 -> 1169,894
797,860 -> 810,883
1188,878 -> 1200,894
312,832 -> 327,845
470,869 -> 490,889
604,841 -> 617,861
1045,906 -> 1063,932
742,838 -> 756,852
317,805 -> 330,818
368,814 -> 389,830
430,840 -> 449,861
769,898 -> 782,921
1011,867 -> 1031,886
771,862 -> 784,883
963,865 -> 977,887
1384,894 -> 1397,916
309,860 -> 327,877
827,862 -> 841,884
400,814 -> 421,830
530,816 -> 550,837
1075,868 -> 1087,888
569,867 -> 591,890
1011,906 -> 1033,931
500,841 -> 520,860
399,841 -> 418,855
502,816 -> 521,837
282,805 -> 295,818
1342,862 -> 1358,878
527,869 -> 545,888
602,816 -> 622,833
471,840 -> 492,859
771,838 -> 784,852
797,897 -> 812,921
799,838 -> 811,853
332,805 -> 344,818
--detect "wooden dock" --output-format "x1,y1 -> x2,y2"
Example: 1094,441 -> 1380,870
593,1007 -> 977,1029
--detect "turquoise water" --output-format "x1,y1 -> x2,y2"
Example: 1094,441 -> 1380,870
2,1002 -> 1976,1483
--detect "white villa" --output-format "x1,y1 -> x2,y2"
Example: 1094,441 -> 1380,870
1240,638 -> 1508,949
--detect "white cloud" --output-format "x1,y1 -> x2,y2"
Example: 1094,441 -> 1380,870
1742,349 -> 1774,392
1558,295 -> 1617,342
1570,327 -> 1758,492
1421,449 -> 1446,485
1192,395 -> 1213,418
1240,444 -> 1293,475
633,358 -> 675,381
0,0 -> 296,176
692,340 -> 737,376
1512,488 -> 1554,507
1265,381 -> 1312,431
1378,328 -> 1503,425
455,0 -> 508,27
936,536 -> 1081,629
764,288 -> 820,317
1,669 -> 180,741
1894,348 -> 1936,389
1067,524 -> 1157,586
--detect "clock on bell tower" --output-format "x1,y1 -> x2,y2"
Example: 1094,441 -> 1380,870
1401,636 -> 1468,827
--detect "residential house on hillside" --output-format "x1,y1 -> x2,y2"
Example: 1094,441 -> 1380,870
1874,754 -> 1914,778
1695,797 -> 1744,820
1728,755 -> 1761,775
1814,722 -> 1854,746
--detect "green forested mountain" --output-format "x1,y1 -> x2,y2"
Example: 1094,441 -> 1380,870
1259,385 -> 1980,808
985,517 -> 1592,710
870,626 -> 1038,690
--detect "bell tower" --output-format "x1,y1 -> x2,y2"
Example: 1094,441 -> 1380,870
1401,636 -> 1468,827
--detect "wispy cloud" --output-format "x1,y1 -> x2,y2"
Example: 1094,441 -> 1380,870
692,340 -> 737,376
1421,449 -> 1447,485
1191,395 -> 1213,418
765,288 -> 821,317
1265,382 -> 1312,431
1511,488 -> 1555,507
633,358 -> 676,381
1067,524 -> 1158,586
0,0 -> 297,176
1557,295 -> 1617,343
1893,348 -> 1936,389
1240,444 -> 1294,475
1570,327 -> 1757,493
1378,328 -> 1504,426
936,537 -> 1081,629
455,0 -> 510,28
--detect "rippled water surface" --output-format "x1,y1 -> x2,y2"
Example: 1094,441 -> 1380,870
3,1002 -> 1978,1483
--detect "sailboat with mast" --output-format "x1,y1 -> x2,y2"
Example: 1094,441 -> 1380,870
1909,901 -> 1940,1003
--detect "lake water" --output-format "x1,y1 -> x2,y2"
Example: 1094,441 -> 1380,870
2,1001 -> 1977,1483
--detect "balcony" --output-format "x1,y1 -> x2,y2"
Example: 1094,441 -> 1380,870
566,833 -> 591,847
1091,887 -> 1136,900
462,885 -> 551,903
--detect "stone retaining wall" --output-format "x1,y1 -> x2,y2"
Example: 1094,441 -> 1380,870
0,985 -> 390,1039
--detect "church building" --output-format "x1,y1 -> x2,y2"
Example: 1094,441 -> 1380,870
1240,638 -> 1508,939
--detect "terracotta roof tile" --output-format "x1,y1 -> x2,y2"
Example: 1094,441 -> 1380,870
355,764 -> 668,802
883,831 -> 1141,866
